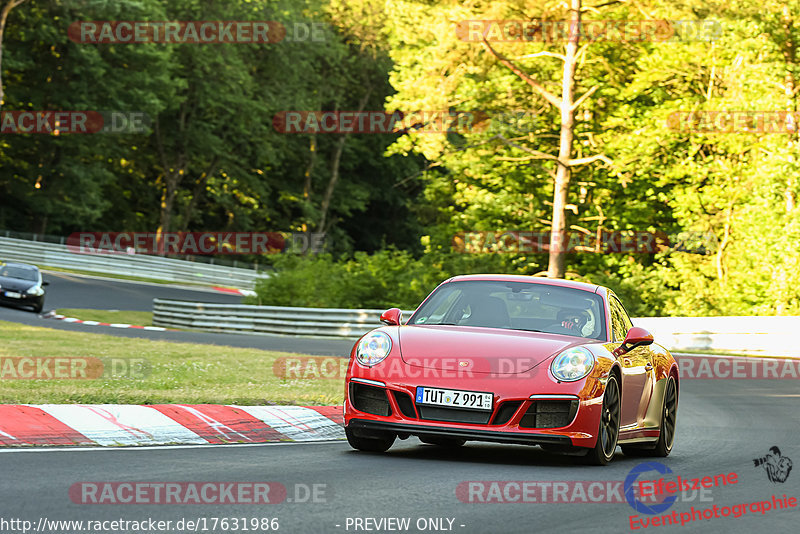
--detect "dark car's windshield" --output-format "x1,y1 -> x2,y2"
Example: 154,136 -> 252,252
0,266 -> 38,282
408,280 -> 607,340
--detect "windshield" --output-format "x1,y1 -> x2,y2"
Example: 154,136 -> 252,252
0,266 -> 38,282
408,280 -> 607,340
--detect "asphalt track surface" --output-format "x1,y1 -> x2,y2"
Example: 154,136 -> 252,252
1,379 -> 798,534
0,271 -> 355,355
38,271 -> 247,311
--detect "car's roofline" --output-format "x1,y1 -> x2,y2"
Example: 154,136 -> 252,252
445,274 -> 602,294
409,274 -> 613,344
1,262 -> 39,271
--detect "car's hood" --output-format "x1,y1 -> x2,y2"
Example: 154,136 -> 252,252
0,276 -> 36,292
398,325 -> 588,375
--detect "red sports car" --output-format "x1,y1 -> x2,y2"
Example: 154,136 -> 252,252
343,275 -> 679,465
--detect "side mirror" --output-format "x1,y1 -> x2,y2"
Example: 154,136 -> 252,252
613,326 -> 654,356
380,308 -> 402,326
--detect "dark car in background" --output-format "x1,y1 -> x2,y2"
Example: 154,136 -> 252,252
0,262 -> 48,313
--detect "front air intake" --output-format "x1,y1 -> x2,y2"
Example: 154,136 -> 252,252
490,401 -> 522,425
519,400 -> 578,429
350,382 -> 391,416
392,390 -> 417,418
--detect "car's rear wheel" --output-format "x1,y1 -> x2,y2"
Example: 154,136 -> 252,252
419,435 -> 466,448
345,426 -> 395,452
622,376 -> 677,458
584,374 -> 620,465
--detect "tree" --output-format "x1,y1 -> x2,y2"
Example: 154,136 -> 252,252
0,0 -> 26,110
480,0 -> 616,277
0,0 -> 173,234
385,0 -> 635,276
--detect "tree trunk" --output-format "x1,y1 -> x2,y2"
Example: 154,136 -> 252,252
547,0 -> 581,279
301,135 -> 317,232
179,157 -> 218,232
318,86 -> 372,232
153,116 -> 188,254
0,0 -> 27,110
318,135 -> 346,232
156,171 -> 180,254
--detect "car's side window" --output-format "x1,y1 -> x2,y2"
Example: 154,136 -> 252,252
608,298 -> 627,342
612,296 -> 634,334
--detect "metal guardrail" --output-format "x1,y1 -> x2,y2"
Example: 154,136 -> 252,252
632,317 -> 799,357
153,299 -> 800,355
0,230 -> 262,270
0,236 -> 264,289
153,299 -> 414,338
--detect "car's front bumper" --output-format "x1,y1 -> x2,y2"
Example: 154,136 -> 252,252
0,291 -> 43,309
347,418 -> 574,446
343,371 -> 607,449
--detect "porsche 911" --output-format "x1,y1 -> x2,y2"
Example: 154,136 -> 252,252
343,274 -> 679,465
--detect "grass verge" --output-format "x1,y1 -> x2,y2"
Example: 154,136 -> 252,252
42,266 -> 200,286
0,321 -> 344,405
57,308 -> 154,326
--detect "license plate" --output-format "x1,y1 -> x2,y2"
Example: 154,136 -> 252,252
415,386 -> 493,411
4,291 -> 21,299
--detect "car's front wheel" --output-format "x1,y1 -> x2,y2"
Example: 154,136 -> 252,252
622,375 -> 677,458
345,426 -> 395,452
585,374 -> 620,465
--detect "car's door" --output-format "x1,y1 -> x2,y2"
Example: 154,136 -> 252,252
610,295 -> 654,428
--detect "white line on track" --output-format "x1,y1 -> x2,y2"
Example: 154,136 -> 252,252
0,439 -> 345,454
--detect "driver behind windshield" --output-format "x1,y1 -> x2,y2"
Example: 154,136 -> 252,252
554,309 -> 589,333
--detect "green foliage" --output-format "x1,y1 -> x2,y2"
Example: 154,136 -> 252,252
248,248 -> 538,309
4,0 -> 800,317
0,0 -> 423,254
382,0 -> 800,316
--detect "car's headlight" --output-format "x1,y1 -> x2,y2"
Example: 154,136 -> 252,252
550,346 -> 595,382
26,286 -> 44,296
356,331 -> 392,367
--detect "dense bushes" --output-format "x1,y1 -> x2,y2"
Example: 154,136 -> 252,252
247,249 -> 537,310
246,248 -> 681,315
247,249 -> 710,317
